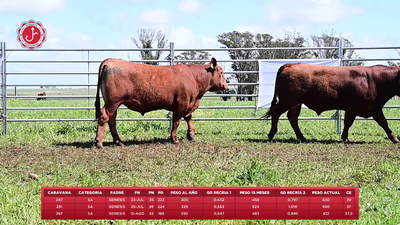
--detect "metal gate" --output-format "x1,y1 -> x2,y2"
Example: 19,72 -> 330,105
1,41 -> 400,136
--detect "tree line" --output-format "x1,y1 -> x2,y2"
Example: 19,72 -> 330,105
131,29 -> 367,101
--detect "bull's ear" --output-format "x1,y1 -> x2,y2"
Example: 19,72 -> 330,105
210,57 -> 217,70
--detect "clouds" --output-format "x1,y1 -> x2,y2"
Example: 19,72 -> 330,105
138,0 -> 204,26
111,0 -> 163,4
134,0 -> 206,48
1,0 -> 399,62
265,0 -> 364,24
140,9 -> 176,25
178,0 -> 203,14
0,24 -> 12,43
169,27 -> 195,48
232,0 -> 365,38
0,0 -> 65,15
234,24 -> 263,34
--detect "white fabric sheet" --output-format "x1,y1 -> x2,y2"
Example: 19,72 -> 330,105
257,59 -> 340,109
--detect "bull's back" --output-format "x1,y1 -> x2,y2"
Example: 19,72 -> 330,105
277,64 -> 343,97
277,64 -> 376,113
101,60 -> 197,112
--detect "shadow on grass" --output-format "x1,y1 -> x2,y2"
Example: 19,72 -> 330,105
241,137 -> 381,145
55,138 -> 172,149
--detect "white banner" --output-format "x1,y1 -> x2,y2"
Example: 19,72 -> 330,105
257,59 -> 340,109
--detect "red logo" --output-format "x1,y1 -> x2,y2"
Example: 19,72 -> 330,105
17,20 -> 47,50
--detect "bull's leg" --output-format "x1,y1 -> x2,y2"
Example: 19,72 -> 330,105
287,104 -> 306,142
373,110 -> 399,143
341,112 -> 356,143
184,114 -> 195,141
268,103 -> 289,141
170,113 -> 182,144
108,109 -> 125,147
95,107 -> 109,148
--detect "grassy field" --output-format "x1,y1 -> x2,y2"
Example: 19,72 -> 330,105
0,93 -> 400,224
7,88 -> 98,96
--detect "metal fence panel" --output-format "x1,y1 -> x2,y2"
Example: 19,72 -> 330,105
1,42 -> 400,136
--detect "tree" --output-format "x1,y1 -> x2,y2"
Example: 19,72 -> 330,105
131,29 -> 168,65
217,30 -> 308,101
310,32 -> 364,66
256,30 -> 308,60
174,51 -> 212,64
388,50 -> 400,66
217,31 -> 257,101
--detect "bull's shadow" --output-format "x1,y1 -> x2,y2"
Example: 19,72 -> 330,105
241,137 -> 379,145
56,138 -> 172,149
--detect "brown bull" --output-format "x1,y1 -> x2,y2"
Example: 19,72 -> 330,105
94,58 -> 228,148
37,92 -> 47,100
266,63 -> 400,143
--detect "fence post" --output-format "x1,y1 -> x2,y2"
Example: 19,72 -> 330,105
87,50 -> 90,119
336,38 -> 344,134
1,42 -> 7,135
169,42 -> 175,131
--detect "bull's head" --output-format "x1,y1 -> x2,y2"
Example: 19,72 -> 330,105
207,57 -> 228,91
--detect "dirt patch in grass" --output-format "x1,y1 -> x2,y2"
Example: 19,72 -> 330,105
2,141 -> 399,178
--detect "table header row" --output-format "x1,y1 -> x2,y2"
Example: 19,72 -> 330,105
42,187 -> 357,197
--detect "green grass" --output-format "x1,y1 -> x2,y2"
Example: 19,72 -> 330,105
1,95 -> 400,224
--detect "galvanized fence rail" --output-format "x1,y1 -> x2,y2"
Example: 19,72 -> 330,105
1,41 -> 400,135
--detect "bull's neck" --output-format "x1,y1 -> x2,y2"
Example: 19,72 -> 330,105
193,64 -> 213,95
376,68 -> 400,105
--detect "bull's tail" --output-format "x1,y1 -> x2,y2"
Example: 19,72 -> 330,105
263,65 -> 285,119
95,61 -> 107,120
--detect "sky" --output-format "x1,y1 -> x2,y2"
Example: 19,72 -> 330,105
1,0 -> 400,87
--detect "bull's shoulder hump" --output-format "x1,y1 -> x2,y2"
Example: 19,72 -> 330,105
281,63 -> 328,72
173,64 -> 192,69
344,66 -> 382,77
282,63 -> 329,70
101,58 -> 131,69
171,64 -> 193,72
280,63 -> 301,70
102,58 -> 125,63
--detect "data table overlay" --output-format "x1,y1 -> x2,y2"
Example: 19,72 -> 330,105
41,187 -> 359,220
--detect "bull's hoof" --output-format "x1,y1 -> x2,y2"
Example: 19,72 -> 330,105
342,138 -> 350,144
95,138 -> 103,148
267,133 -> 275,141
297,137 -> 307,143
171,139 -> 179,144
391,138 -> 399,144
114,140 -> 125,147
187,133 -> 195,142
96,143 -> 103,148
296,134 -> 307,142
187,137 -> 195,142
